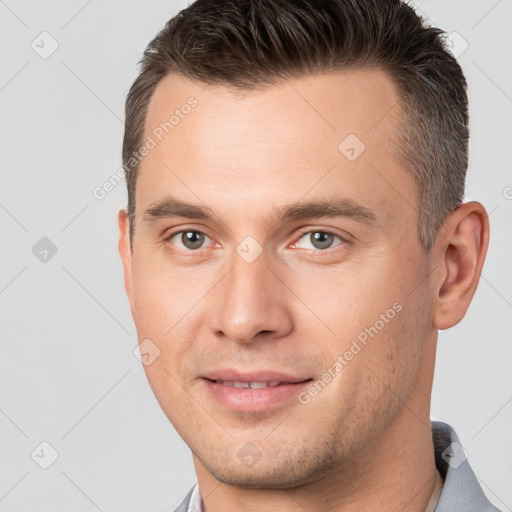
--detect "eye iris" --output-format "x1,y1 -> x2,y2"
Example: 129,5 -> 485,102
311,232 -> 334,249
182,231 -> 204,249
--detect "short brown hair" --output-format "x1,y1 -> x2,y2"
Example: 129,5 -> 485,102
123,0 -> 469,251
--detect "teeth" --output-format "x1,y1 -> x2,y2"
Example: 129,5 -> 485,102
216,380 -> 282,389
249,382 -> 267,389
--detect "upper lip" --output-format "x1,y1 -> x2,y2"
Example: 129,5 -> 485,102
202,369 -> 311,383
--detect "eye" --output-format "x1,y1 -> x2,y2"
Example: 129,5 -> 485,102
294,230 -> 345,250
167,230 -> 212,251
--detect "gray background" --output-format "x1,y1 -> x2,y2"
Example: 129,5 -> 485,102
0,1 -> 511,511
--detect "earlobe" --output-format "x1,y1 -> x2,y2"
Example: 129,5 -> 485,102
118,209 -> 135,315
432,202 -> 489,330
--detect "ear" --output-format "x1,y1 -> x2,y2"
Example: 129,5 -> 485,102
431,201 -> 489,330
118,209 -> 135,318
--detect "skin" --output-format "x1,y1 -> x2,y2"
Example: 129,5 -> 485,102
118,69 -> 489,511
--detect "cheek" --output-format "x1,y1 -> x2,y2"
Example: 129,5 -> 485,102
314,260 -> 431,394
357,283 -> 433,407
130,254 -> 199,338
141,361 -> 196,433
130,264 -> 193,397
295,262 -> 401,342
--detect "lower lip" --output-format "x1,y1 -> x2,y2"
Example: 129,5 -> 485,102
202,379 -> 312,412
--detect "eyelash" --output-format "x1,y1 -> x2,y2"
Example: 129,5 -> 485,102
164,228 -> 348,254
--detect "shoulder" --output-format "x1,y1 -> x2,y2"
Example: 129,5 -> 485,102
432,421 -> 503,512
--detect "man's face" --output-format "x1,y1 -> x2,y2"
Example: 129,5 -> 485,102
120,69 -> 437,487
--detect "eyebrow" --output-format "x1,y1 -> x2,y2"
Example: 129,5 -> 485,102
142,194 -> 377,225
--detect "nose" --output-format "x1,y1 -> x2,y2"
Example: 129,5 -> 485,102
208,249 -> 294,344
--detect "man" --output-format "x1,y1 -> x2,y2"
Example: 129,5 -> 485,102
118,0 -> 500,510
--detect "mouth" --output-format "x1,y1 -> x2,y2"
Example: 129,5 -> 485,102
206,379 -> 291,389
201,375 -> 314,412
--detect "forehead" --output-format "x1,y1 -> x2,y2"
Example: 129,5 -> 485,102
137,69 -> 417,231
144,68 -> 401,152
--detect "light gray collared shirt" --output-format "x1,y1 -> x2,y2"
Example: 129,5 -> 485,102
172,421 -> 502,512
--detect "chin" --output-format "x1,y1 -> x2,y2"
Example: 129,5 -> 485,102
196,449 -> 335,490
